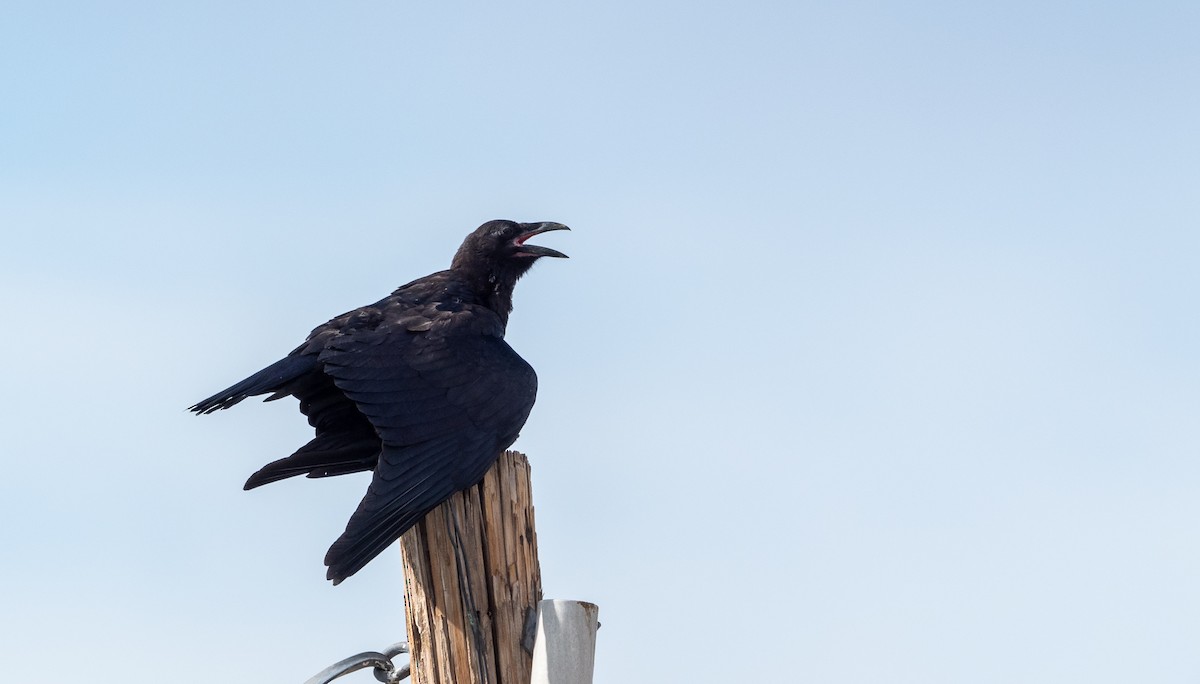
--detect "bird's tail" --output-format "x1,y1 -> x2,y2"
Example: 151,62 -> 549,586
189,355 -> 317,414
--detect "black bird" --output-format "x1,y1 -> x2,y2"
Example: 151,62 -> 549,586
190,219 -> 568,584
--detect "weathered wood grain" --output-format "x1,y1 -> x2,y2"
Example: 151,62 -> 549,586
401,451 -> 543,684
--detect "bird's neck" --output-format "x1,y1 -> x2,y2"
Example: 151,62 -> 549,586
456,266 -> 520,326
484,276 -> 516,326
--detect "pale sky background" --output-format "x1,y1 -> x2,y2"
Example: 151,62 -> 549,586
2,1 -> 1199,682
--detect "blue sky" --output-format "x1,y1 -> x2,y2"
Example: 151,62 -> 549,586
2,1 -> 1198,681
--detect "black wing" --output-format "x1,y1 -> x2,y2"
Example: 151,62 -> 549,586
202,303 -> 393,488
242,371 -> 381,489
189,345 -> 383,488
189,355 -> 317,414
317,311 -> 538,583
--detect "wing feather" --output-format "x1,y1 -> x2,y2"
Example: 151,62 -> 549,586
317,317 -> 537,583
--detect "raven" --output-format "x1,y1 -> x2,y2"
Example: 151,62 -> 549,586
190,219 -> 568,584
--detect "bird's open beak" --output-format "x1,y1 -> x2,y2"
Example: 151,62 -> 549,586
514,222 -> 570,258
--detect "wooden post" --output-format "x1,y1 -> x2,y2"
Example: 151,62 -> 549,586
400,451 -> 543,684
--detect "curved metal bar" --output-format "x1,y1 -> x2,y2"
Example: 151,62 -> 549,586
305,642 -> 410,684
303,651 -> 393,684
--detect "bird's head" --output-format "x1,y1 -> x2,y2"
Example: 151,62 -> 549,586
452,219 -> 570,281
451,219 -> 569,318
